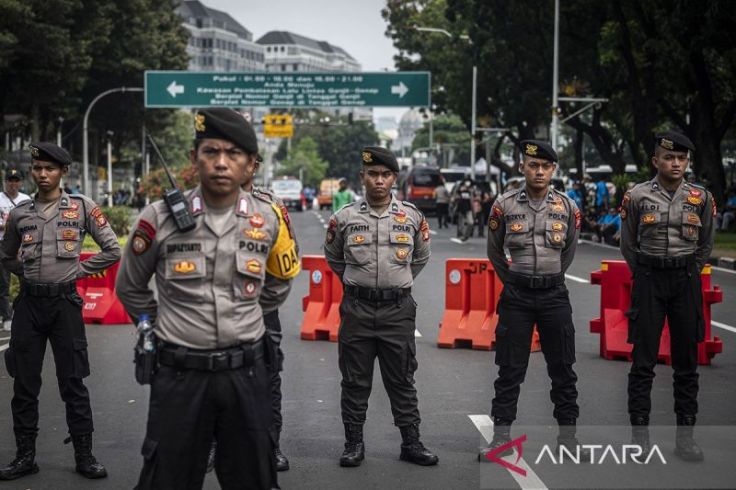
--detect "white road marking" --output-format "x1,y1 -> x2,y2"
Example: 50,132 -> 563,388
712,321 -> 736,334
564,274 -> 590,284
323,224 -> 328,229
469,414 -> 548,490
0,343 -> 9,353
711,266 -> 736,275
429,230 -> 437,235
415,329 -> 422,338
450,237 -> 464,244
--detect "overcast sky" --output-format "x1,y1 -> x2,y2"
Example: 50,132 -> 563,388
201,0 -> 407,122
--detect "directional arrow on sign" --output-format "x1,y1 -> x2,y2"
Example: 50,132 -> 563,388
391,81 -> 409,98
167,81 -> 184,98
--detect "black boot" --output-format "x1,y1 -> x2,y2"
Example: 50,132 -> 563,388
479,419 -> 513,461
339,424 -> 365,467
272,431 -> 289,472
674,415 -> 704,462
630,416 -> 651,454
556,419 -> 591,462
68,434 -> 107,479
0,433 -> 39,481
205,440 -> 216,474
399,424 -> 438,466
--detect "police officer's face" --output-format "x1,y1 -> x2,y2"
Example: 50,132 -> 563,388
31,160 -> 67,192
652,148 -> 690,182
520,156 -> 555,191
191,138 -> 255,196
360,165 -> 396,202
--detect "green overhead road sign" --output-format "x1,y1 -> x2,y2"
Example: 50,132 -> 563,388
144,71 -> 430,108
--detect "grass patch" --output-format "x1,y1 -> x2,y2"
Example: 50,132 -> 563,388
82,234 -> 127,251
713,231 -> 736,258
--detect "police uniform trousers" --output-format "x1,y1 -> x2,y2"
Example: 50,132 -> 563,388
264,310 -> 284,441
135,344 -> 276,490
3,287 -> 93,438
626,260 -> 702,419
338,293 -> 420,427
491,283 -> 579,422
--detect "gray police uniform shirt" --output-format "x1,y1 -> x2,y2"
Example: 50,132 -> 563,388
251,186 -> 298,315
324,196 -> 431,289
619,178 -> 715,272
487,187 -> 580,283
116,187 -> 295,349
0,192 -> 121,283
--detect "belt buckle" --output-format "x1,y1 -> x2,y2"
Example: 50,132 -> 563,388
207,352 -> 229,371
367,289 -> 377,301
529,276 -> 543,289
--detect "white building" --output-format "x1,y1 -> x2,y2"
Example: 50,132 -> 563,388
177,0 -> 265,72
256,31 -> 361,73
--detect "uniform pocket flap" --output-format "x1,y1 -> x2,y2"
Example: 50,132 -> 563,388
683,212 -> 702,227
545,220 -> 567,232
389,231 -> 414,245
347,232 -> 373,246
234,250 -> 265,280
165,254 -> 206,280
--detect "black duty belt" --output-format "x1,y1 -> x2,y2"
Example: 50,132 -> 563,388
21,280 -> 77,297
159,339 -> 264,372
506,272 -> 565,290
344,285 -> 411,302
636,254 -> 695,269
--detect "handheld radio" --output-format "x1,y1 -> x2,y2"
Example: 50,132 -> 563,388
146,133 -> 196,232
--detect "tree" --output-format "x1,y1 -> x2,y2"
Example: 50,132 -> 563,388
411,113 -> 470,167
277,137 -> 328,188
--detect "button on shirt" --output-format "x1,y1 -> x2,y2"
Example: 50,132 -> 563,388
619,178 -> 715,272
0,192 -> 121,283
116,187 -> 295,349
324,196 -> 431,289
487,187 -> 580,283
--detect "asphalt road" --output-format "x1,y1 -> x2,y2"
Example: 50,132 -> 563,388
0,208 -> 734,489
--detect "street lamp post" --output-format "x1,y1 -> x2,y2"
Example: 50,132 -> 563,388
82,87 -> 143,198
551,0 -> 561,152
106,131 -> 113,208
413,26 -> 476,178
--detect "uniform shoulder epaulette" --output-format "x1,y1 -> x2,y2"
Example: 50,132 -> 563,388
252,188 -> 275,204
499,188 -> 521,201
14,199 -> 32,209
401,200 -> 419,211
687,182 -> 707,191
335,201 -> 356,215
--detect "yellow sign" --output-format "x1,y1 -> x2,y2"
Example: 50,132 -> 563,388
264,114 -> 294,138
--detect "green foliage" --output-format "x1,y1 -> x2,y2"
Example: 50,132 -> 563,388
141,164 -> 199,200
277,137 -> 328,188
101,205 -> 132,237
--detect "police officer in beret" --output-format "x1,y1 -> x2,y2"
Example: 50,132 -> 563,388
0,143 -> 120,481
324,146 -> 438,467
482,140 -> 586,460
205,152 -> 300,474
619,131 -> 715,461
0,165 -> 31,330
116,108 -> 299,489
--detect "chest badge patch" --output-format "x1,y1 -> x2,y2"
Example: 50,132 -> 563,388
396,234 -> 410,243
62,229 -> 78,240
552,222 -> 564,232
173,261 -> 196,274
687,214 -> 699,224
641,214 -> 657,224
687,196 -> 702,206
244,281 -> 257,297
250,213 -> 265,228
62,210 -> 79,219
246,259 -> 262,274
689,189 -> 702,198
22,233 -> 33,243
552,233 -> 563,243
132,235 -> 150,255
353,234 -> 365,244
510,222 -> 524,232
244,229 -> 267,240
64,241 -> 76,252
396,248 -> 409,260
394,214 -> 407,224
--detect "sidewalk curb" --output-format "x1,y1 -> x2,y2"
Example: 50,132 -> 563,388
579,236 -> 736,270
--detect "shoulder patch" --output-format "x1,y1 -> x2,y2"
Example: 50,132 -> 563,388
401,200 -> 419,211
14,199 -> 33,209
253,190 -> 274,205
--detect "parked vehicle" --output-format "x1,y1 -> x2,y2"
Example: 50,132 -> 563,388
271,177 -> 305,211
317,178 -> 342,210
440,167 -> 469,193
398,166 -> 442,215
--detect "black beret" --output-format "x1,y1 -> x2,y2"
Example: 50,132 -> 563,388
29,142 -> 72,167
655,131 -> 694,153
520,139 -> 558,163
361,146 -> 399,172
194,108 -> 259,155
5,164 -> 22,180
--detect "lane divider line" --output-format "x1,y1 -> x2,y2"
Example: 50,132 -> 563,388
712,321 -> 736,334
0,343 -> 9,353
415,329 -> 422,338
564,274 -> 590,284
468,414 -> 548,490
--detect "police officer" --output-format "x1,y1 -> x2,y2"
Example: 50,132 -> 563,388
324,146 -> 438,467
619,131 -> 715,461
116,108 -> 299,489
0,143 -> 120,480
482,140 -> 584,460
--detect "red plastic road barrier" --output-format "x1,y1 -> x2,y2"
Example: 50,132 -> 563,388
590,260 -> 723,365
300,255 -> 343,342
437,258 -> 541,351
76,252 -> 131,325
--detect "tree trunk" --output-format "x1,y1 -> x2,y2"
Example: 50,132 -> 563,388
574,127 -> 584,178
30,102 -> 40,142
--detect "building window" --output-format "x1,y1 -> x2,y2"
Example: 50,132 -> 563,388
266,46 -> 271,52
280,46 -> 285,52
281,64 -> 286,71
293,63 -> 298,71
